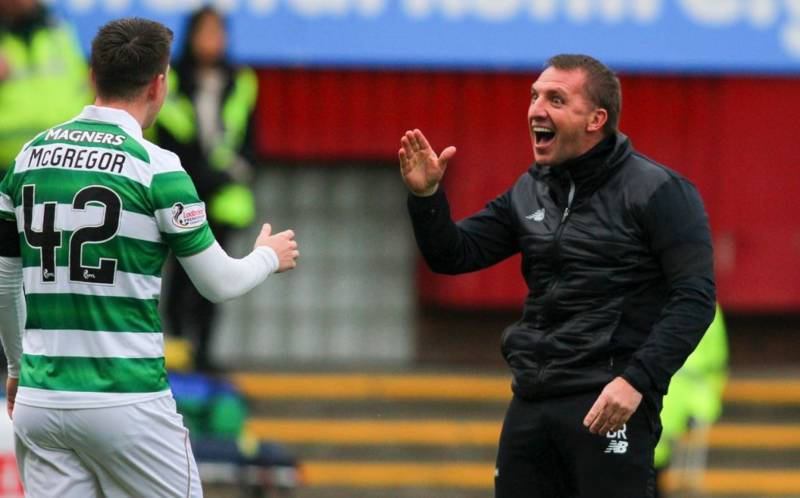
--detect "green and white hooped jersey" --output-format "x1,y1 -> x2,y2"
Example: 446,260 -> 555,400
0,105 -> 215,408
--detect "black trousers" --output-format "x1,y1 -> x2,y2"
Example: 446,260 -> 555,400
495,391 -> 659,498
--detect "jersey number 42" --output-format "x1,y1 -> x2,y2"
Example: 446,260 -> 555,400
22,184 -> 121,285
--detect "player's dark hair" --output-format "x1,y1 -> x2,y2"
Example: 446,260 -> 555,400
91,18 -> 173,101
546,54 -> 621,134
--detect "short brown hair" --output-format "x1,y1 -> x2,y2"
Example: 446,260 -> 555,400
91,18 -> 173,101
546,54 -> 621,134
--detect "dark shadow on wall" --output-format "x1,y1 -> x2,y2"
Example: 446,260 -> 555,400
415,307 -> 800,370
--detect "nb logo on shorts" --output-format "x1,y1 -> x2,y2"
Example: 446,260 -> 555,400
604,423 -> 628,454
604,440 -> 629,454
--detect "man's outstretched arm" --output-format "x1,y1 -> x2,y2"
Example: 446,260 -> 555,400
400,129 -> 518,274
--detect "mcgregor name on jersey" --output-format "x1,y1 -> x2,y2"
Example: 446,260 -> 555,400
27,146 -> 125,174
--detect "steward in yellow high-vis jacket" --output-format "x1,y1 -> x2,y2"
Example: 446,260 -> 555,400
654,303 -> 728,497
0,1 -> 89,171
152,6 -> 258,371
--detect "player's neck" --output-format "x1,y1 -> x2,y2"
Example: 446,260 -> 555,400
93,97 -> 149,130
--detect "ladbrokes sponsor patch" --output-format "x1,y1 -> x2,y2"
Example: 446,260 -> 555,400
171,202 -> 206,228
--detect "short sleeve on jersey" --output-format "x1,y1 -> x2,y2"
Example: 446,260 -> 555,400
150,171 -> 215,257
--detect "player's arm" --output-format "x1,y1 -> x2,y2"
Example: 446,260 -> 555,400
0,220 -> 24,418
0,165 -> 23,418
151,167 -> 298,304
178,223 -> 298,303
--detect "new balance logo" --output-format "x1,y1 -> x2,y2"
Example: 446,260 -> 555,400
525,208 -> 545,222
605,440 -> 629,454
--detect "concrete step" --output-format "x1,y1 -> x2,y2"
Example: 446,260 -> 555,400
246,418 -> 800,451
291,487 -> 488,498
296,461 -> 800,496
251,398 -> 800,423
247,443 -> 800,468
291,490 -> 799,498
232,370 -> 800,497
661,468 -> 800,496
707,448 -> 800,468
248,398 -> 508,419
232,372 -> 800,406
722,403 -> 800,423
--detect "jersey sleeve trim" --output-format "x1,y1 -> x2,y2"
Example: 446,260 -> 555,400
164,226 -> 215,258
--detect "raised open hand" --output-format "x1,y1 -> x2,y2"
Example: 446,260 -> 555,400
398,129 -> 456,196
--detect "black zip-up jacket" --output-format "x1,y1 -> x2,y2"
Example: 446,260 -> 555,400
408,133 -> 716,407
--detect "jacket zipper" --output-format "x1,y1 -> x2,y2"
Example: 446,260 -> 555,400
547,175 -> 576,301
537,176 -> 576,382
560,178 -> 576,223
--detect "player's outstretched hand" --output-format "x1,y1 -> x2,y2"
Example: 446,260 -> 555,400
255,223 -> 299,273
398,129 -> 456,197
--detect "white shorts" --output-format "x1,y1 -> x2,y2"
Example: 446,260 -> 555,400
12,395 -> 202,498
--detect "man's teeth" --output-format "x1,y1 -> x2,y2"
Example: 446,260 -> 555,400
533,126 -> 555,145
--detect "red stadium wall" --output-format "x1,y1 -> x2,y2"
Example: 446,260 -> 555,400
253,69 -> 800,312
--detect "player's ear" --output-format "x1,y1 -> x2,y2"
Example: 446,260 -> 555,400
587,108 -> 608,133
89,68 -> 97,95
146,72 -> 166,101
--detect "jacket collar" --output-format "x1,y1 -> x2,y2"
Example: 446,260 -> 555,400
530,132 -> 633,187
76,105 -> 143,139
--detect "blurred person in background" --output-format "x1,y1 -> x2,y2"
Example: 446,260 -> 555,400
152,6 -> 258,372
0,0 -> 88,374
655,304 -> 728,497
0,0 -> 89,174
399,54 -> 716,498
